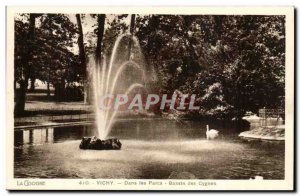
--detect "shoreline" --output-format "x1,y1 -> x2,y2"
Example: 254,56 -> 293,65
239,126 -> 285,141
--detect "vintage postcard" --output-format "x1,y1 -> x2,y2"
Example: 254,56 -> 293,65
6,6 -> 294,191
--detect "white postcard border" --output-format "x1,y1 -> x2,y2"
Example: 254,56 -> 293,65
6,6 -> 294,191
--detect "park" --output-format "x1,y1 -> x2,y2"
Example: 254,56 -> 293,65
14,13 -> 285,179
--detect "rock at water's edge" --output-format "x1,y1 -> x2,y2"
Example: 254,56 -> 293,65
239,126 -> 284,141
79,136 -> 122,150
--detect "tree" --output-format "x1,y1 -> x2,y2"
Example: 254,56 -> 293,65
37,14 -> 78,101
76,14 -> 88,103
102,14 -> 128,59
15,13 -> 79,105
128,14 -> 136,60
132,14 -> 285,119
14,14 -> 38,116
95,14 -> 106,64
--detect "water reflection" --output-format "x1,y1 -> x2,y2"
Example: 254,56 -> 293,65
14,119 -> 284,146
14,125 -> 97,146
15,120 -> 212,146
14,119 -> 284,179
247,118 -> 284,129
15,129 -> 52,146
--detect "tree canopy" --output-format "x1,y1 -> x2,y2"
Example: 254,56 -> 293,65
14,14 -> 285,119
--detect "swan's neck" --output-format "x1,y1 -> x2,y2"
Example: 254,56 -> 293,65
206,126 -> 209,132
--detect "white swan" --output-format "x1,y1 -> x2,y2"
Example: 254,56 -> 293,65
206,125 -> 219,140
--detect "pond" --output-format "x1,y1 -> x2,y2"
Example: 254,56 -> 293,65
14,119 -> 284,179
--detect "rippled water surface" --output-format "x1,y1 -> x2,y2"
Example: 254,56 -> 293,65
14,119 -> 284,179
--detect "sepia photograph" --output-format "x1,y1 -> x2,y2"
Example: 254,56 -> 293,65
6,6 -> 294,191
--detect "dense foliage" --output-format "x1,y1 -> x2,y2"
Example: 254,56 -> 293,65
14,14 -> 285,119
134,15 -> 285,119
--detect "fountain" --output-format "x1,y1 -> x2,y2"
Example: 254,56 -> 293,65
80,22 -> 154,150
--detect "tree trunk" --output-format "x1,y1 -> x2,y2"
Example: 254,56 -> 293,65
54,79 -> 65,102
127,14 -> 136,61
76,14 -> 87,103
47,81 -> 50,97
47,70 -> 51,97
86,14 -> 106,104
95,14 -> 106,64
129,14 -> 136,35
29,77 -> 36,92
15,80 -> 28,116
14,14 -> 36,116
